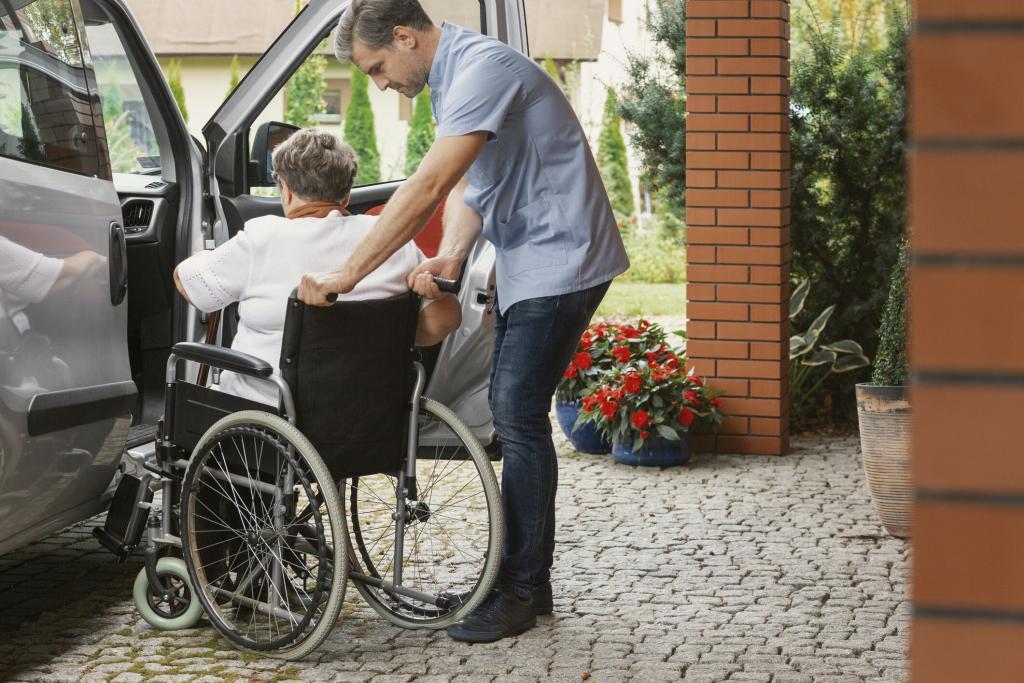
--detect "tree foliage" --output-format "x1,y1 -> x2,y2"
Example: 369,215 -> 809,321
344,69 -> 381,185
871,237 -> 908,386
165,59 -> 188,123
283,1 -> 326,128
404,88 -> 435,176
619,0 -> 686,216
597,88 -> 634,220
789,0 -> 908,419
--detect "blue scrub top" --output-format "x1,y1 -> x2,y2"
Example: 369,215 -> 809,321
427,22 -> 629,314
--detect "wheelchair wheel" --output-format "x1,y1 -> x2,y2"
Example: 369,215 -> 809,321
180,411 -> 347,660
133,557 -> 204,631
348,397 -> 502,629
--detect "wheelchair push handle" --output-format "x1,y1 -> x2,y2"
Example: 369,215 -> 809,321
323,275 -> 459,303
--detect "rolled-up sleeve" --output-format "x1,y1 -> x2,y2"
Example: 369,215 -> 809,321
176,232 -> 252,313
436,59 -> 520,141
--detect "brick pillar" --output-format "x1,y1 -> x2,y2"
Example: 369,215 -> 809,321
685,0 -> 791,455
910,1 -> 1024,679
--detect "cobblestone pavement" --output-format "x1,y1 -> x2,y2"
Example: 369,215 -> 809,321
0,425 -> 909,682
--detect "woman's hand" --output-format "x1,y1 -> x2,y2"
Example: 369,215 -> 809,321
407,256 -> 461,299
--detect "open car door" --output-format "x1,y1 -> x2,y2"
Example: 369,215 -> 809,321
200,0 -> 530,446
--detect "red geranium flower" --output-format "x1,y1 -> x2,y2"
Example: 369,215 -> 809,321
689,373 -> 704,387
611,346 -> 631,364
676,407 -> 695,427
574,351 -> 592,370
711,397 -> 722,408
601,401 -> 619,420
563,364 -> 577,379
582,395 -> 598,411
684,390 -> 698,403
631,410 -> 649,429
620,325 -> 640,339
624,373 -> 642,394
640,431 -> 649,440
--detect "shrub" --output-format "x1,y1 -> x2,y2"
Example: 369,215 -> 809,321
871,237 -> 908,385
619,0 -> 686,215
597,88 -> 634,220
344,69 -> 381,185
165,59 -> 188,123
618,218 -> 687,284
404,87 -> 434,176
789,0 -> 908,416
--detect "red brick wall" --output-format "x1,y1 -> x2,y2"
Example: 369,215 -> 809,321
685,0 -> 791,455
910,1 -> 1024,679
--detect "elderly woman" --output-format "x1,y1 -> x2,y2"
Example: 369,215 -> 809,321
173,128 -> 461,406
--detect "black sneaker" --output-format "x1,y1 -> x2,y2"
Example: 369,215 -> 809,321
446,588 -> 537,643
531,580 -> 553,616
441,581 -> 553,616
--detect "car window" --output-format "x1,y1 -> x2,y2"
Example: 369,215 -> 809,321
80,20 -> 161,175
250,0 -> 483,196
0,0 -> 105,176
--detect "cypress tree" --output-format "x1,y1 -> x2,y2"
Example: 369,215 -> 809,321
283,1 -> 326,127
165,59 -> 188,123
597,87 -> 634,219
344,69 -> 381,185
871,238 -> 909,386
404,87 -> 435,176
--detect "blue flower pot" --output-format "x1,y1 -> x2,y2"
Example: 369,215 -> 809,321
612,433 -> 691,467
555,400 -> 612,454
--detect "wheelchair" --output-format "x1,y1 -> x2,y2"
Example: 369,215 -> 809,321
94,287 -> 503,660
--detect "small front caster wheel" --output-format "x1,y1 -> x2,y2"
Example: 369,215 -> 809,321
133,557 -> 203,630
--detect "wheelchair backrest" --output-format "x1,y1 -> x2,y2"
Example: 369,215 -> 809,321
280,292 -> 420,480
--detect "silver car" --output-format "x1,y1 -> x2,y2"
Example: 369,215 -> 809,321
0,0 -> 522,557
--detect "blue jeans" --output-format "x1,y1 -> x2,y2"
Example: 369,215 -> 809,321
489,281 -> 611,597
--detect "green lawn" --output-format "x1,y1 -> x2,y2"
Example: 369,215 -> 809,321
595,282 -> 687,318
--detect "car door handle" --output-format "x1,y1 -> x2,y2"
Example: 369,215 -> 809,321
109,221 -> 128,305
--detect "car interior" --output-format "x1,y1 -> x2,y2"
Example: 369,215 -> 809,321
82,5 -> 453,449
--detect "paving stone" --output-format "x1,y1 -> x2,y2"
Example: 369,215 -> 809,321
0,430 -> 908,682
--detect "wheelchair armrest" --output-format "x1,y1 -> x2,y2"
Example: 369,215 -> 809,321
172,342 -> 274,378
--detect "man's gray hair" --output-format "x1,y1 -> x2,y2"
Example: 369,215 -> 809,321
334,0 -> 434,63
271,128 -> 358,202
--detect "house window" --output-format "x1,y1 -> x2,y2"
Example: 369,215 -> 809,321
321,77 -> 351,121
608,0 -> 623,24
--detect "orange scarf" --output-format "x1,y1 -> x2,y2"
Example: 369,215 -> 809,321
286,201 -> 350,219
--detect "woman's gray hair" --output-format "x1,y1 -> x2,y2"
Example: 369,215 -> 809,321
271,128 -> 358,202
334,0 -> 434,63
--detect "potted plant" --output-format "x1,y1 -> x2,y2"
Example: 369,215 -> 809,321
577,346 -> 724,467
555,319 -> 669,454
856,239 -> 911,538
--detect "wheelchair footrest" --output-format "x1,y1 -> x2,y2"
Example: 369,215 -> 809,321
94,472 -> 153,562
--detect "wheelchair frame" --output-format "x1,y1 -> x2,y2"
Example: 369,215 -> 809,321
96,336 -> 502,656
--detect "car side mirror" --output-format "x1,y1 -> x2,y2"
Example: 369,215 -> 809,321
250,121 -> 301,187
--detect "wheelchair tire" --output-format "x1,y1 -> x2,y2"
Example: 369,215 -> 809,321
133,557 -> 204,631
179,411 -> 348,660
349,397 -> 502,629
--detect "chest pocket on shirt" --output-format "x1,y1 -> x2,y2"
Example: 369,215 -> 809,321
496,197 -> 569,277
466,138 -> 509,189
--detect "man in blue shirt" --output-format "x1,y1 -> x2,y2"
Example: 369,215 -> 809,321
299,0 -> 629,642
